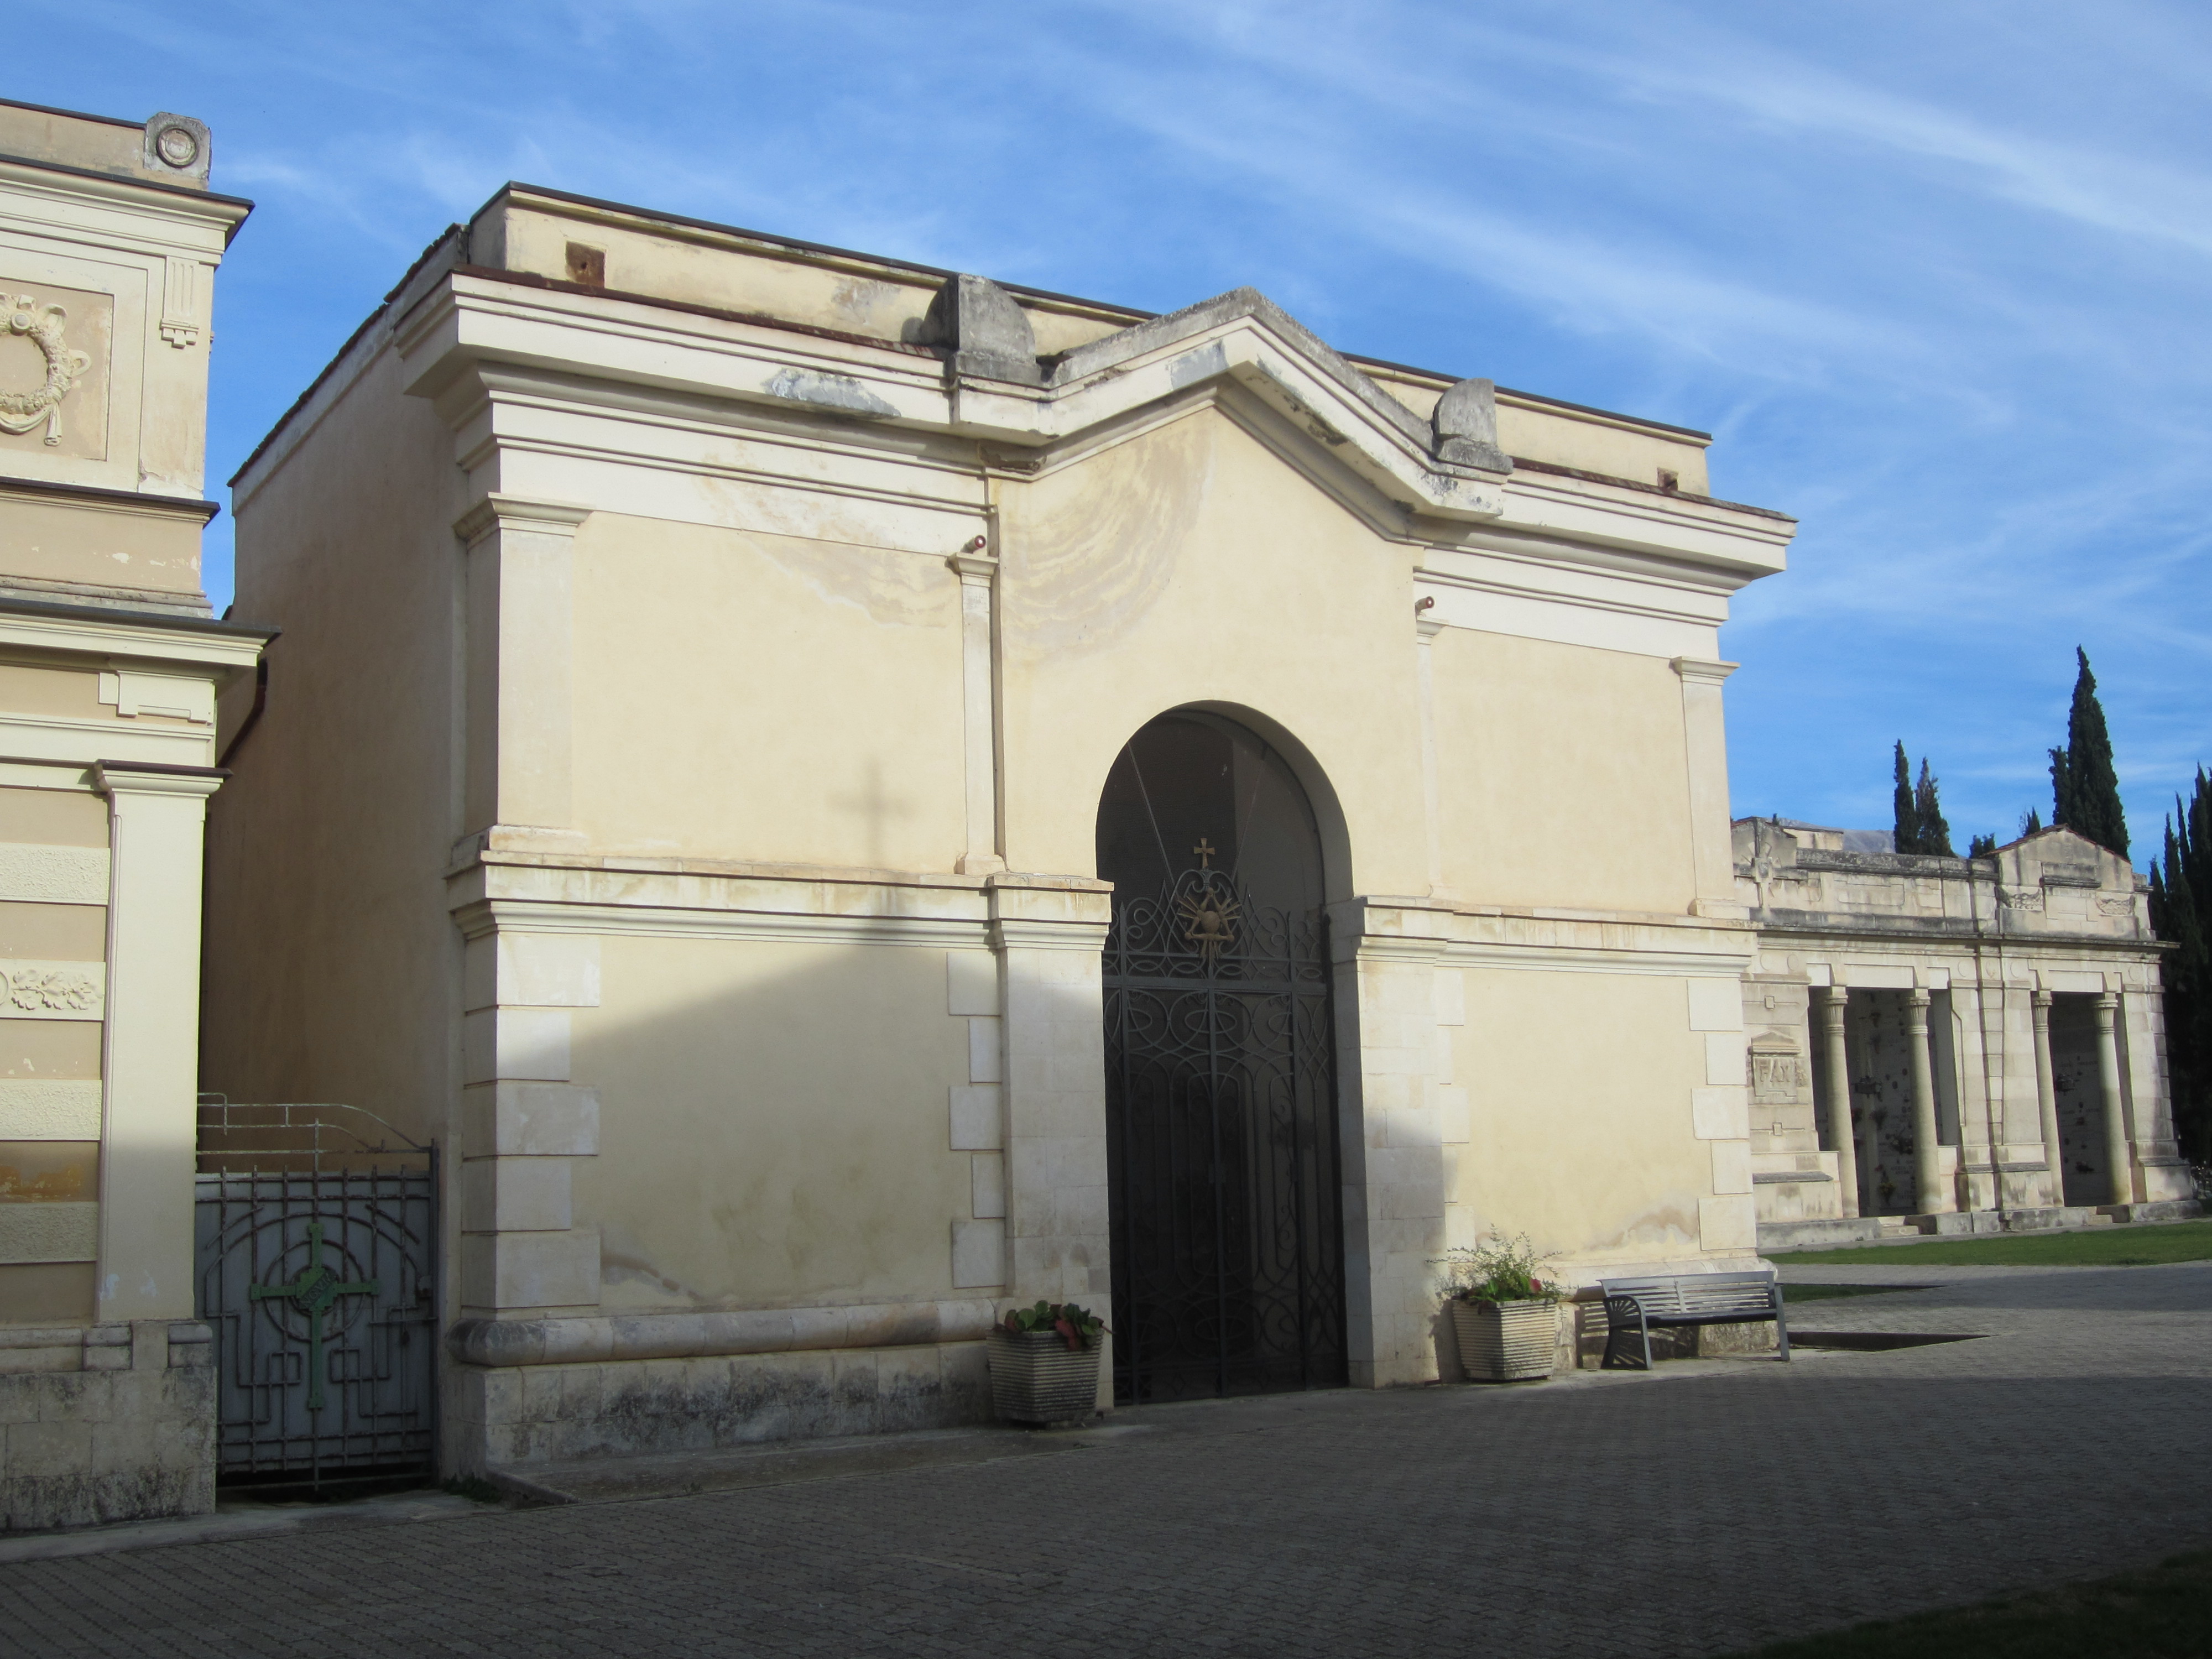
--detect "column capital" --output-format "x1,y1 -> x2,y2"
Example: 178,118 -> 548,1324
2031,988 -> 2054,1010
1671,656 -> 1739,686
93,759 -> 225,800
947,552 -> 999,585
453,495 -> 592,550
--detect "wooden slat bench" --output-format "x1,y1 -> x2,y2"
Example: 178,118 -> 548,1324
1598,1271 -> 1790,1370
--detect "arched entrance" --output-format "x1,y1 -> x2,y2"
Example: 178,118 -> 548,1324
1096,711 -> 1348,1403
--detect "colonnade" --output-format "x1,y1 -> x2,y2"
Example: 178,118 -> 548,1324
1809,985 -> 2135,1216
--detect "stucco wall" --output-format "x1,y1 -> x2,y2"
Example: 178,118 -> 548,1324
202,347 -> 460,1146
1432,630 -> 1697,915
567,515 -> 967,869
1447,967 -> 1713,1263
570,935 -> 971,1312
997,407 -> 1425,891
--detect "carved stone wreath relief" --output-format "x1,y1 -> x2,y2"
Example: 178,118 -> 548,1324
0,294 -> 92,445
0,963 -> 102,1016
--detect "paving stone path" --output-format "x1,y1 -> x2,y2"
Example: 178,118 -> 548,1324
4,1260 -> 2208,1658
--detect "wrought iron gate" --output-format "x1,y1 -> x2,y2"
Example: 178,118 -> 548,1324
194,1103 -> 437,1486
1104,858 -> 1347,1403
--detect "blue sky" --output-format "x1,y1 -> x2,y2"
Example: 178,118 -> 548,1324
49,1 -> 2212,858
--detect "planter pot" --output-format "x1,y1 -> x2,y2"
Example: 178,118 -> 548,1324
1452,1298 -> 1556,1383
987,1327 -> 1103,1426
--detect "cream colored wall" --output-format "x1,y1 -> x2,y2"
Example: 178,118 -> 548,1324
570,935 -> 969,1310
202,348 -> 460,1146
997,406 -> 1427,890
1495,400 -> 1710,495
0,492 -> 205,599
483,199 -> 1129,361
567,515 -> 967,869
1431,629 -> 1697,915
1447,967 -> 1710,1261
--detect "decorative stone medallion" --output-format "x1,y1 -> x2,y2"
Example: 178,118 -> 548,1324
0,280 -> 109,458
0,296 -> 91,446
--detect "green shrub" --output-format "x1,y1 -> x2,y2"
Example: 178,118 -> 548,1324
1436,1234 -> 1560,1305
1000,1300 -> 1107,1351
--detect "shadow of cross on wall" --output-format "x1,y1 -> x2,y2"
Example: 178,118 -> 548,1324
248,1219 -> 379,1411
831,755 -> 917,869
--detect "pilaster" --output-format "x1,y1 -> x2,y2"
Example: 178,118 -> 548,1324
1671,658 -> 1745,920
949,546 -> 1004,876
1415,611 -> 1446,896
92,760 -> 223,1322
453,497 -> 590,852
987,875 -> 1112,1316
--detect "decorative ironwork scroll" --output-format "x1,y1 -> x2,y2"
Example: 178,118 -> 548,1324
1104,856 -> 1347,1404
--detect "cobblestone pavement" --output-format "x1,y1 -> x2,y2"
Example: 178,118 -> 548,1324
4,1261 -> 2207,1659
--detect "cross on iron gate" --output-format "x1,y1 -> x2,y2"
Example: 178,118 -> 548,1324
248,1219 -> 379,1411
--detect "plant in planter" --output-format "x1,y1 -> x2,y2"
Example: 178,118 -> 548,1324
1437,1234 -> 1560,1383
987,1301 -> 1108,1426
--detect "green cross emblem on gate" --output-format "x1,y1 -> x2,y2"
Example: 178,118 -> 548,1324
249,1220 -> 379,1411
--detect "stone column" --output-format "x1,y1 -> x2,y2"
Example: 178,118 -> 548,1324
92,760 -> 225,1322
2031,991 -> 2066,1208
1815,987 -> 1860,1218
1906,990 -> 1949,1215
2094,992 -> 2134,1206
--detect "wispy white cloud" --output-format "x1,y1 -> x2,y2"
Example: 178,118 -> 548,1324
55,0 -> 2212,849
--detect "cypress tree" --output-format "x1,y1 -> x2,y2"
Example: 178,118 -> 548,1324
1968,833 -> 1996,858
2150,769 -> 2211,1159
2048,647 -> 2129,857
1913,759 -> 1955,856
1892,742 -> 1921,854
2020,807 -> 2043,837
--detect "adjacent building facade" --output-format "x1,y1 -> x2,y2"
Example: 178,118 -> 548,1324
202,182 -> 1798,1477
1734,817 -> 2194,1248
0,100 -> 265,1528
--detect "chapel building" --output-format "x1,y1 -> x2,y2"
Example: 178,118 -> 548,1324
200,182 -> 1804,1475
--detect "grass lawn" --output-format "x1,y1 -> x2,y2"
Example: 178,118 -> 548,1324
1773,1219 -> 2212,1267
1726,1549 -> 2211,1658
1780,1283 -> 1927,1302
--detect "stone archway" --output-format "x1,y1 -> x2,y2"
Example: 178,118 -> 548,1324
1095,710 -> 1348,1403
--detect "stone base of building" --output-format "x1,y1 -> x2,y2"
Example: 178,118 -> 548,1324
0,1322 -> 215,1533
447,1339 -> 995,1473
1759,1198 -> 2203,1253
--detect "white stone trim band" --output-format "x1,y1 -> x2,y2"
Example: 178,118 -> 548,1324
446,1297 -> 1000,1368
456,898 -> 990,950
